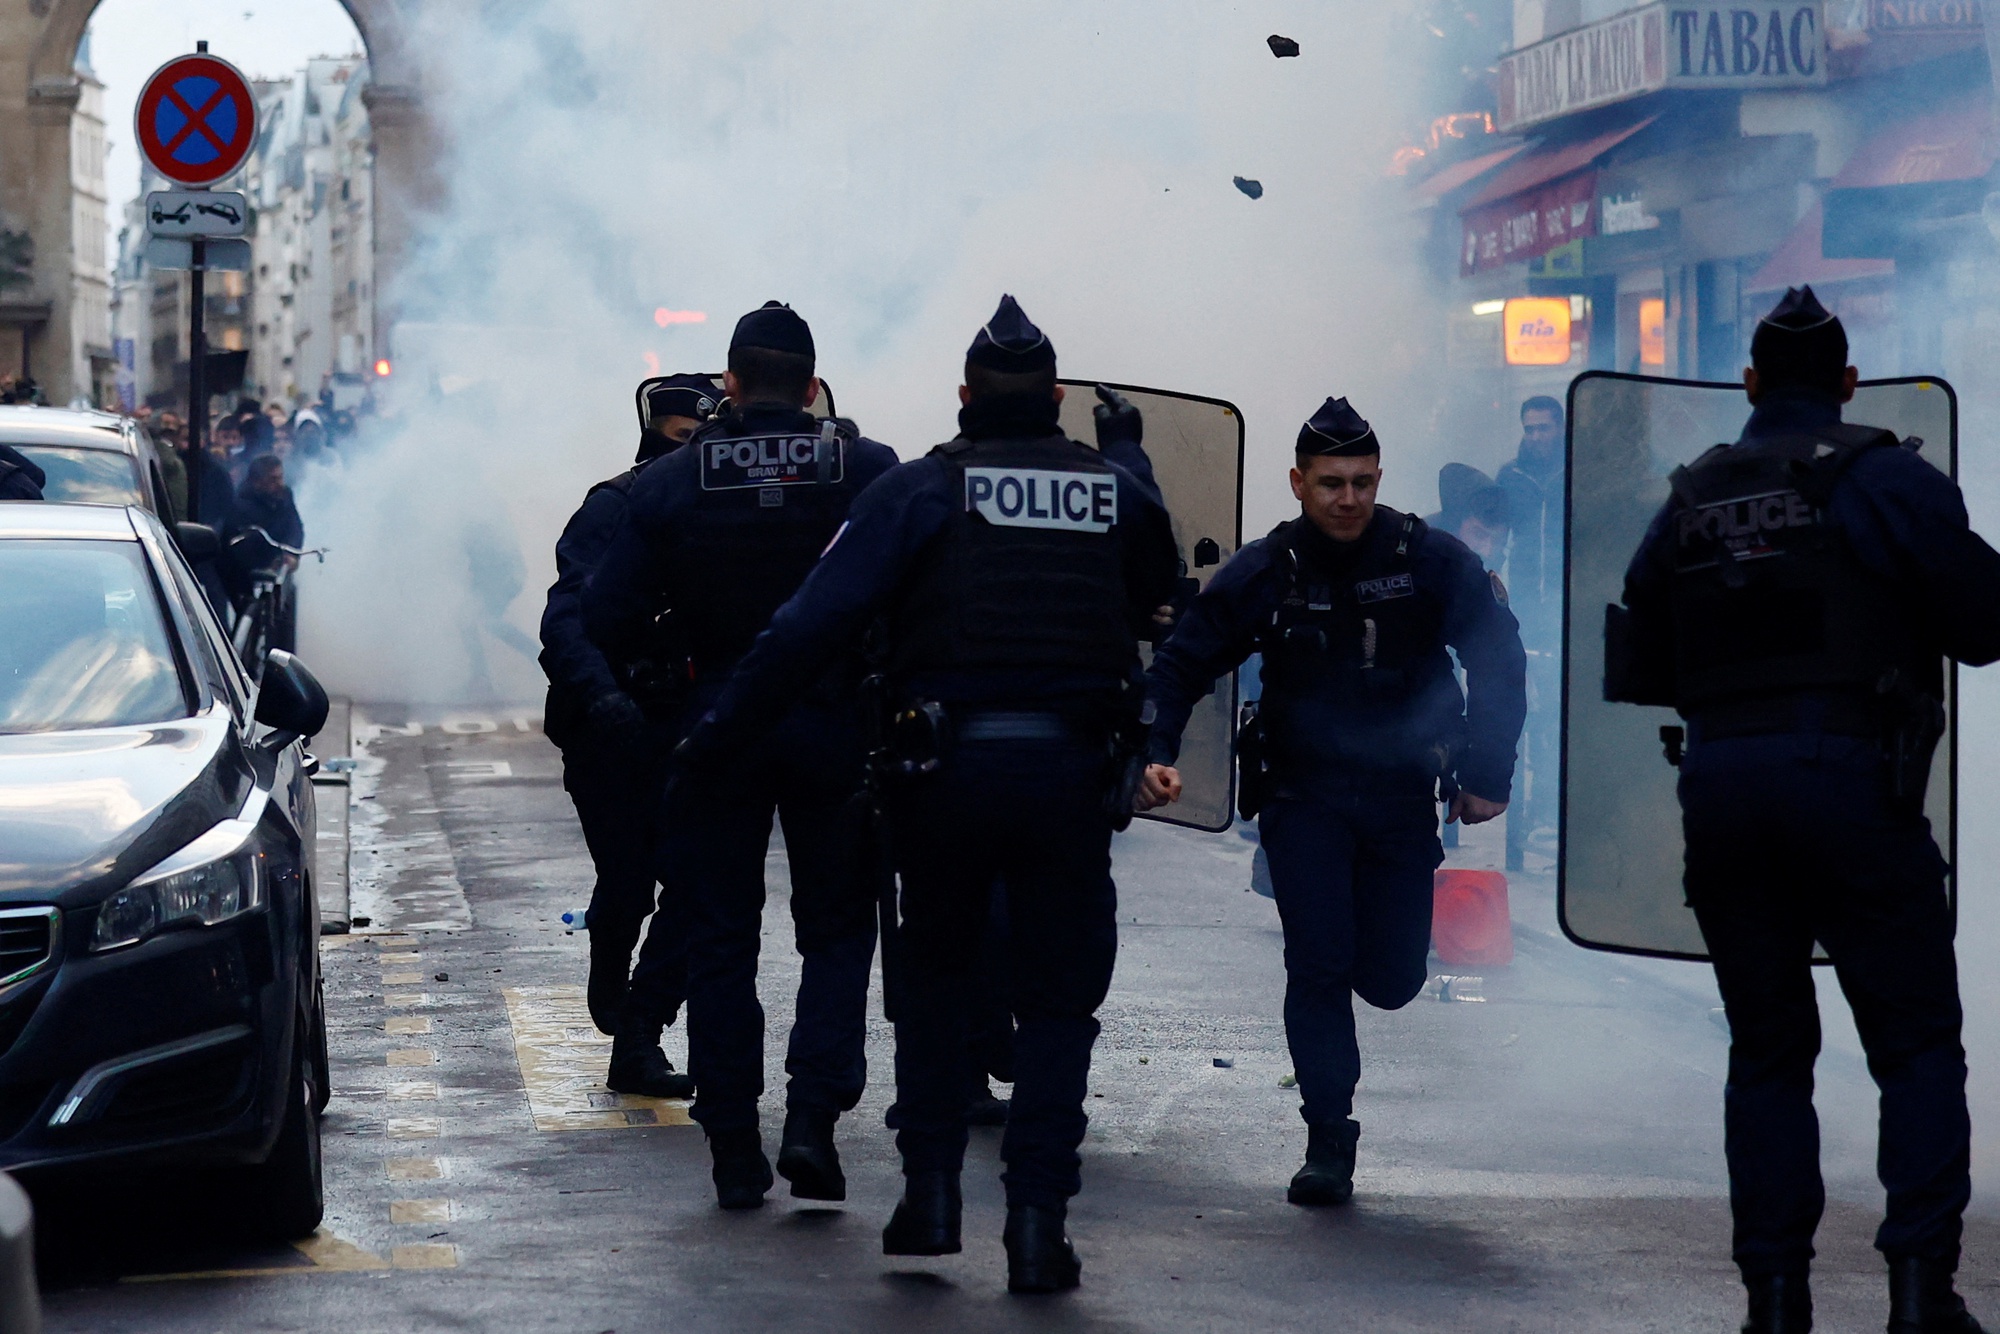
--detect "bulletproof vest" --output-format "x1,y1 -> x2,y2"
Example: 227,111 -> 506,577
1255,510 -> 1465,779
1666,426 -> 1935,719
663,409 -> 860,676
888,434 -> 1135,682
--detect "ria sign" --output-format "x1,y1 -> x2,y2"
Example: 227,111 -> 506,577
1498,3 -> 1825,133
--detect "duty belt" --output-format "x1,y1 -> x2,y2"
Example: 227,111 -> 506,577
954,711 -> 1086,744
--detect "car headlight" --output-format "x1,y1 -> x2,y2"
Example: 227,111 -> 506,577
91,853 -> 265,953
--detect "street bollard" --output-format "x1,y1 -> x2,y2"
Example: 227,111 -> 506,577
0,1171 -> 37,1334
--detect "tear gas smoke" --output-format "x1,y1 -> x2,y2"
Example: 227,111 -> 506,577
291,0 -> 1439,705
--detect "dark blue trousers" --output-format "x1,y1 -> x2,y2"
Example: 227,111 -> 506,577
660,703 -> 879,1134
1681,732 -> 1969,1280
562,739 -> 685,1030
1259,784 -> 1441,1126
886,737 -> 1116,1211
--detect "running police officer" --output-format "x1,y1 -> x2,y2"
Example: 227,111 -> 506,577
1139,397 -> 1526,1206
1610,287 -> 2000,1334
585,305 -> 898,1212
673,296 -> 1178,1293
538,373 -> 717,1099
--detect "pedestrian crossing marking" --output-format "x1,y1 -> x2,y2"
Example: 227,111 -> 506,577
386,1116 -> 440,1139
390,1243 -> 459,1269
116,1229 -> 389,1283
387,1048 -> 436,1065
382,971 -> 423,985
501,985 -> 693,1131
388,1081 -> 440,1100
386,1016 -> 432,1035
389,1198 -> 452,1224
385,1157 -> 444,1180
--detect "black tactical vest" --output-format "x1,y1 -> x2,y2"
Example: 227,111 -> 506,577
1255,510 -> 1465,780
664,409 -> 860,677
888,434 -> 1134,682
1666,426 -> 1933,718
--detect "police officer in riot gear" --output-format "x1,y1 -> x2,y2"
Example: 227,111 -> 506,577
586,304 -> 899,1212
674,296 -> 1178,1293
1610,287 -> 2000,1334
1139,397 -> 1526,1207
538,372 -> 716,1099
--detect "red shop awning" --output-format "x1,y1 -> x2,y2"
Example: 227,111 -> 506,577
1458,118 -> 1656,276
1410,143 -> 1527,207
1747,202 -> 1893,294
1832,95 -> 1996,190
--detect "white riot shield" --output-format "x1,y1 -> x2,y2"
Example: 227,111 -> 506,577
635,374 -> 838,432
1057,381 -> 1245,833
1560,372 -> 1958,959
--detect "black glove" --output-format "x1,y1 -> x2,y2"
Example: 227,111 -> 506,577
1093,384 -> 1143,449
584,690 -> 647,742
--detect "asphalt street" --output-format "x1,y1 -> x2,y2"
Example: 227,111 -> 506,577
32,706 -> 1998,1332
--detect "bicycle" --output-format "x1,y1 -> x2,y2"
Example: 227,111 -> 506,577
225,525 -> 329,679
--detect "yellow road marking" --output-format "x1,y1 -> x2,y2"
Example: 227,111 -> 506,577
116,1229 -> 388,1283
387,1048 -> 436,1066
387,1116 -> 441,1139
382,971 -> 424,985
386,1016 -> 432,1035
391,1243 -> 458,1269
390,1198 -> 452,1224
386,1156 -> 444,1180
501,985 -> 692,1131
389,1081 -> 440,1100
385,992 -> 430,1007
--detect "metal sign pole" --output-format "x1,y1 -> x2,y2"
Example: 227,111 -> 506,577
188,235 -> 207,524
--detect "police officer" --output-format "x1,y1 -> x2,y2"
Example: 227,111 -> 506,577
0,444 -> 44,501
1139,397 -> 1526,1207
538,372 -> 716,1099
1498,395 -> 1565,871
586,305 -> 898,1211
1611,287 -> 2000,1334
674,296 -> 1178,1292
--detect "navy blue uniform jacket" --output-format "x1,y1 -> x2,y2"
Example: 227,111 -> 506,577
1623,393 -> 2000,673
540,464 -> 650,710
1146,511 -> 1528,803
669,435 -> 1177,754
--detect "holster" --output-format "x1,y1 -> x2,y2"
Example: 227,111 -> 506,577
1603,602 -> 1675,706
1879,671 -> 1946,817
1237,699 -> 1271,821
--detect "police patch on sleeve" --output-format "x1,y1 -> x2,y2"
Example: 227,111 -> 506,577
965,467 -> 1117,534
1489,571 -> 1510,607
700,434 -> 846,491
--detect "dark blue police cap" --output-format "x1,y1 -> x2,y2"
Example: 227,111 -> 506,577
645,373 -> 720,426
1297,396 -> 1379,457
1750,286 -> 1847,391
731,301 -> 815,358
967,294 -> 1056,373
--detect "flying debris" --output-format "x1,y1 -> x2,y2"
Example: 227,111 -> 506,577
1267,34 -> 1301,57
1233,176 -> 1264,200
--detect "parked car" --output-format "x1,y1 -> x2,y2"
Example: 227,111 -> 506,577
0,500 -> 329,1238
0,406 -> 173,517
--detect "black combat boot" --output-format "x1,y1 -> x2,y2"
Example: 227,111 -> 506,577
707,1127 -> 772,1211
1287,1118 -> 1359,1206
605,1023 -> 694,1099
1889,1255 -> 1987,1333
775,1107 -> 846,1202
585,932 -> 629,1035
882,1170 -> 962,1256
1004,1204 -> 1081,1294
1742,1270 -> 1812,1333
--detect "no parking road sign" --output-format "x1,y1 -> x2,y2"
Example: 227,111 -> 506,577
135,52 -> 258,187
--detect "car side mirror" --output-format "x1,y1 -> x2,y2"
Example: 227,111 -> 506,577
254,649 -> 330,751
173,522 -> 220,562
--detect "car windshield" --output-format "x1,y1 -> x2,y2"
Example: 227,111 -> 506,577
10,445 -> 144,507
0,540 -> 190,733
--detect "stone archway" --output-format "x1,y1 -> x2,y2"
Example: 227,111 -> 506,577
0,0 -> 439,403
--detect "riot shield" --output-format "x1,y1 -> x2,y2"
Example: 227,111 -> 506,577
1056,381 -> 1245,833
1560,372 -> 1958,960
635,374 -> 837,432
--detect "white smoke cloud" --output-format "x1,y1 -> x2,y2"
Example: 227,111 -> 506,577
293,0 -> 1438,704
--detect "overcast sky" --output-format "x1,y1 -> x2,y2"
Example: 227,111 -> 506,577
87,0 -> 364,253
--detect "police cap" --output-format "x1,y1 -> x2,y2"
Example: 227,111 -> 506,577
644,374 -> 720,427
1750,286 -> 1848,395
966,294 -> 1056,373
731,301 -> 816,358
1297,396 -> 1379,457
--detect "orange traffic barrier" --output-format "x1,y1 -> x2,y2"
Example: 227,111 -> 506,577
1432,869 -> 1512,967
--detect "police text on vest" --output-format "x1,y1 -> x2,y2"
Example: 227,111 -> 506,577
965,467 -> 1117,534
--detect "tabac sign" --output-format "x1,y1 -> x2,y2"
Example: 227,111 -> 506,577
1498,3 -> 1825,133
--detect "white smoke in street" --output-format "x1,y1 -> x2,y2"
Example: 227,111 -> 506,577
293,1 -> 1439,704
